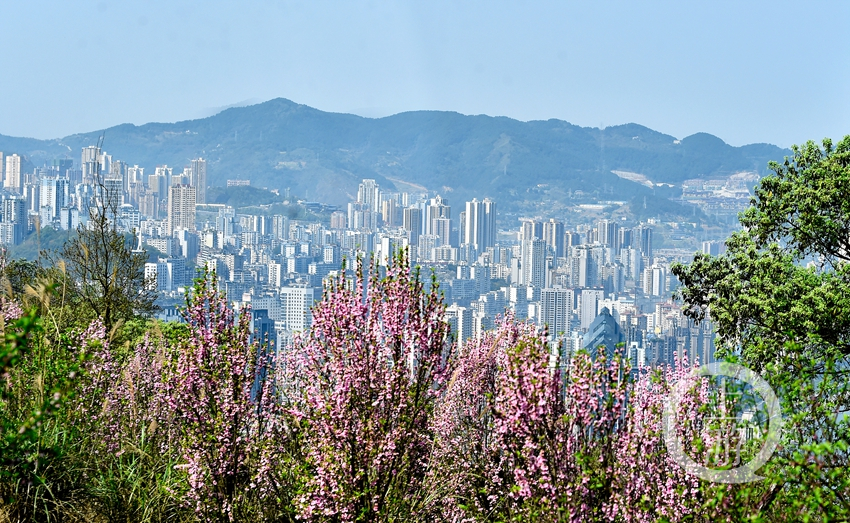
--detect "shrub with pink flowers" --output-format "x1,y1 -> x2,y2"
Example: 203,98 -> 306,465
0,251 -> 847,522
284,254 -> 452,521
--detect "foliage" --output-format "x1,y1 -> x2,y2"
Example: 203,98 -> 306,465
0,299 -> 87,520
672,136 -> 850,518
5,225 -> 72,261
207,185 -> 287,207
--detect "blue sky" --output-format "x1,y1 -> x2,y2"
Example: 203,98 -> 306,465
1,0 -> 847,147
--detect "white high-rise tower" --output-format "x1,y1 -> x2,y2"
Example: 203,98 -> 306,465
357,179 -> 381,213
191,158 -> 207,204
168,184 -> 197,235
462,198 -> 497,252
4,154 -> 21,192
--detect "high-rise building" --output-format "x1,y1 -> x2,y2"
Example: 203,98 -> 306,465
520,219 -> 543,241
102,177 -> 124,214
461,198 -> 497,253
377,234 -> 409,266
117,204 -> 141,233
174,167 -> 190,186
144,257 -> 186,292
579,289 -> 605,331
272,214 -> 290,240
357,179 -> 381,212
520,238 -> 546,288
39,177 -> 70,222
540,287 -> 574,339
432,217 -> 452,247
323,244 -> 340,265
128,165 -> 145,185
59,207 -> 80,231
100,152 -> 113,177
403,207 -> 422,245
279,286 -> 315,332
216,206 -> 236,237
446,304 -> 474,347
597,219 -> 620,250
155,166 -> 173,190
634,225 -> 653,258
381,198 -> 400,227
191,158 -> 207,204
1,196 -> 27,245
75,184 -> 95,218
347,201 -> 378,230
621,247 -> 643,282
110,159 -> 127,180
127,182 -> 144,207
543,219 -> 565,257
504,286 -> 529,320
618,227 -> 633,250
23,181 -> 39,214
329,211 -> 346,230
570,245 -> 598,288
167,184 -> 196,235
51,158 -> 74,178
11,199 -> 29,232
174,229 -> 200,259
138,191 -> 159,219
81,145 -> 100,183
642,264 -> 667,297
148,173 -> 167,200
425,195 -> 451,236
0,152 -> 4,182
4,154 -> 21,192
582,307 -> 624,359
600,263 -> 625,296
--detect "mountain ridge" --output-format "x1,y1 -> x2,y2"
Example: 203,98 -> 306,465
0,98 -> 790,215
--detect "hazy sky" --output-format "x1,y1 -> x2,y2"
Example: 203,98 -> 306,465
1,1 -> 847,147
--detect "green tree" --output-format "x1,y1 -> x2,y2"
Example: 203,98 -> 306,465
58,170 -> 158,333
672,136 -> 850,518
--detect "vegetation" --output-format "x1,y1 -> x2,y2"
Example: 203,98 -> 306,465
672,136 -> 850,518
6,225 -> 72,261
0,138 -> 849,521
56,174 -> 157,333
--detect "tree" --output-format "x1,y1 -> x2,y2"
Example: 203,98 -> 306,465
58,152 -> 157,332
672,136 -> 850,518
674,137 -> 850,369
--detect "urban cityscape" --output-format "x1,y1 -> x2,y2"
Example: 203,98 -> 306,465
0,145 -> 717,371
1,2 -> 846,520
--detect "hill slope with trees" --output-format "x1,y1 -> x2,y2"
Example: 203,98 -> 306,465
0,99 -> 788,213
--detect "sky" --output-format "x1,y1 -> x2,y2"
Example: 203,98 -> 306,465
0,1 -> 847,147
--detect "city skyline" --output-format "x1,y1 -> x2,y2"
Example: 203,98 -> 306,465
0,135 -> 707,370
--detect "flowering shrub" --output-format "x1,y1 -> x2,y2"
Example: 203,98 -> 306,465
608,358 -> 707,522
0,298 -> 23,325
164,269 -> 284,522
286,254 -> 451,521
3,254 -> 836,522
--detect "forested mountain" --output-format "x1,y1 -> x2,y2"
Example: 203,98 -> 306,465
0,98 -> 788,211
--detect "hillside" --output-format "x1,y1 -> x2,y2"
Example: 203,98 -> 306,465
0,98 -> 789,215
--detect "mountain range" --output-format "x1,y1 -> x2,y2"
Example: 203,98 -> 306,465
0,98 -> 789,217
